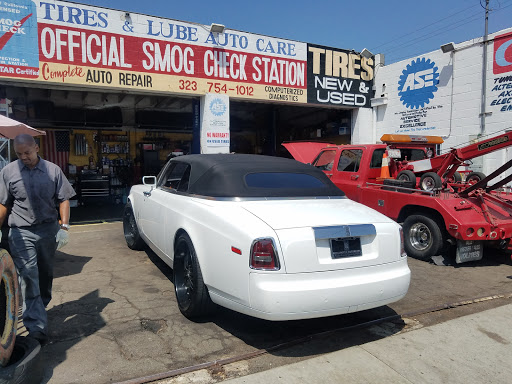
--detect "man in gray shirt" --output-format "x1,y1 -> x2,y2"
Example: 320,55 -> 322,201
0,134 -> 76,345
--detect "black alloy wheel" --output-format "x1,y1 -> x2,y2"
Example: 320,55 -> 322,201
173,233 -> 214,319
123,202 -> 145,250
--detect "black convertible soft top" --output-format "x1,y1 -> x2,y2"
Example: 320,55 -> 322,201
167,154 -> 345,198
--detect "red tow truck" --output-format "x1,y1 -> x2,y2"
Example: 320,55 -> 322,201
284,131 -> 512,263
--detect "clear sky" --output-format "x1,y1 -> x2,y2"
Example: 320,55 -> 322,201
74,0 -> 511,64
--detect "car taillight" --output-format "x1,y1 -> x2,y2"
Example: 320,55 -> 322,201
250,238 -> 280,270
399,227 -> 407,258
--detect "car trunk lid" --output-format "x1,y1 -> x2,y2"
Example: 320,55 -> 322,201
241,199 -> 401,272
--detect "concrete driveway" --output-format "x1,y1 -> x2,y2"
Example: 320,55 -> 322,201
30,222 -> 512,384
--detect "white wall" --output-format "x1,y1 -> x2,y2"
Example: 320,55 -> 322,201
351,107 -> 373,144
371,26 -> 512,179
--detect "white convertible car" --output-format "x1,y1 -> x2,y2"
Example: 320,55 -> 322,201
124,154 -> 410,321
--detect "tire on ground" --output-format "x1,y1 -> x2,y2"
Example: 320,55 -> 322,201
403,214 -> 445,261
123,202 -> 145,250
173,233 -> 215,319
0,248 -> 19,367
0,336 -> 43,384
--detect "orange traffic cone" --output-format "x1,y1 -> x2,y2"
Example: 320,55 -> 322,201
380,152 -> 391,179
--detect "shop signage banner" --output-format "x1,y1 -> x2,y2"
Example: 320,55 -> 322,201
307,44 -> 374,108
200,93 -> 229,154
0,0 -> 39,78
490,31 -> 512,114
377,53 -> 451,137
0,0 -> 310,104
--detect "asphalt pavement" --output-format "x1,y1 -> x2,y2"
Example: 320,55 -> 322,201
10,221 -> 512,384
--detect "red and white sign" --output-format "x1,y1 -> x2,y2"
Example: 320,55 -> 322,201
493,32 -> 512,74
0,0 -> 308,104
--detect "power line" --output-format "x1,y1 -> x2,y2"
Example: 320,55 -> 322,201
383,1 -> 512,63
370,3 -> 483,52
372,0 -> 512,54
383,12 -> 483,58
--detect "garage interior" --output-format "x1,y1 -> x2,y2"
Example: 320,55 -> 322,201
0,84 -> 353,217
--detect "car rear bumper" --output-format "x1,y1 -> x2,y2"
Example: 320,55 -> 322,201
245,258 -> 410,321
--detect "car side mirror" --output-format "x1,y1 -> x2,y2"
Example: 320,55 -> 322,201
143,176 -> 157,188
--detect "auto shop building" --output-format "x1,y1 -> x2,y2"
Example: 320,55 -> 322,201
371,25 -> 512,179
0,0 -> 374,206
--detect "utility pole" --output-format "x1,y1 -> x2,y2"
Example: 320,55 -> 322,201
480,0 -> 490,135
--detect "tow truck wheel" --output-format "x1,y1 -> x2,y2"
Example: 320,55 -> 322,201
446,171 -> 462,183
403,214 -> 444,260
397,170 -> 416,184
466,172 -> 487,188
419,172 -> 442,192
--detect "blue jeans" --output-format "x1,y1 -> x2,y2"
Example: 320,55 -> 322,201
9,222 -> 60,335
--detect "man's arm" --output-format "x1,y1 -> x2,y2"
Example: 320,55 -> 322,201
59,200 -> 70,227
0,203 -> 7,228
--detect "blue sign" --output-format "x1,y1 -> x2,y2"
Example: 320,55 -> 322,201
209,98 -> 227,116
0,0 -> 39,77
398,58 -> 439,109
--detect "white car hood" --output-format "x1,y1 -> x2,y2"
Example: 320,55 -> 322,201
240,198 -> 392,230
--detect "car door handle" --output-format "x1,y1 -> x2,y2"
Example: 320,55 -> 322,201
351,175 -> 359,180
326,173 -> 333,178
143,191 -> 151,197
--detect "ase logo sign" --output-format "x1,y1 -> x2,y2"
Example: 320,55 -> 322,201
209,98 -> 227,116
398,58 -> 439,109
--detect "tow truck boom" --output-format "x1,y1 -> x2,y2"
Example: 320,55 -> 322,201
414,131 -> 512,187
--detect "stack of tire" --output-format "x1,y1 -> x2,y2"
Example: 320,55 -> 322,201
0,249 -> 43,384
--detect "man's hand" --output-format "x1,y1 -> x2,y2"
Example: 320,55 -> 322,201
56,229 -> 69,250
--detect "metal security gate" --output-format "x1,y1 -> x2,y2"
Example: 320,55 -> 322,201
0,139 -> 9,170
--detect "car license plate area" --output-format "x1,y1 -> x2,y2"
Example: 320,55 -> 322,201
330,237 -> 362,259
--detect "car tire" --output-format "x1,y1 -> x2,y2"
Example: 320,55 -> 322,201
173,233 -> 214,319
445,171 -> 462,183
403,214 -> 445,261
396,170 -> 417,185
0,336 -> 43,384
466,172 -> 487,188
0,249 -> 19,367
419,172 -> 442,191
444,171 -> 462,192
123,202 -> 145,251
